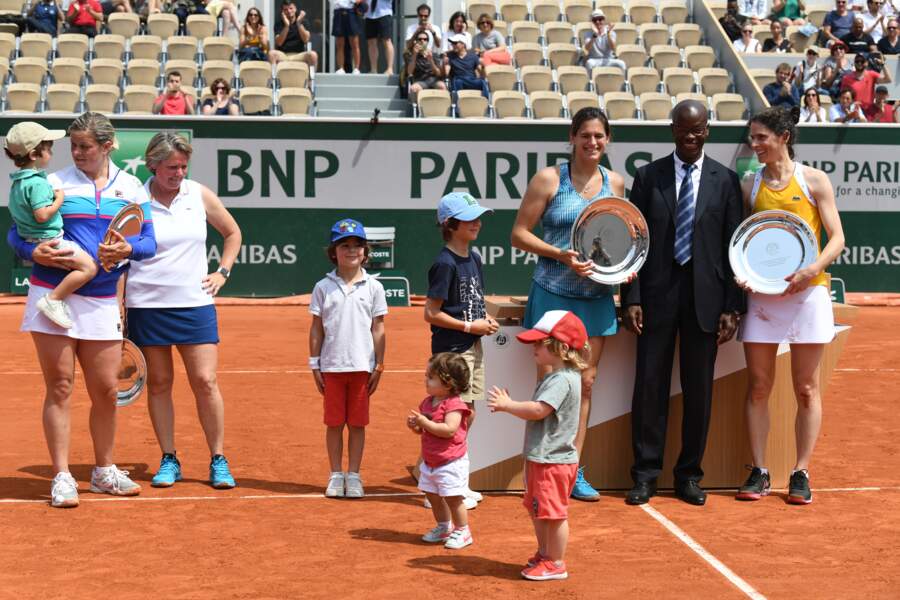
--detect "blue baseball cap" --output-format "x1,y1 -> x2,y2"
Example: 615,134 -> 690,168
330,218 -> 367,243
437,192 -> 493,224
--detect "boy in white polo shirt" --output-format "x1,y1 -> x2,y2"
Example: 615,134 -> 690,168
309,218 -> 387,498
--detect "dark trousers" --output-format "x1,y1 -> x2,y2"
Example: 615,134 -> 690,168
630,261 -> 718,484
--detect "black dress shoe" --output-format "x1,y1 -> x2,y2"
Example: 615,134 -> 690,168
625,481 -> 657,505
675,480 -> 707,506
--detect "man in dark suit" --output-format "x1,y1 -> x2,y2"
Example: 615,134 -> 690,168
621,100 -> 745,506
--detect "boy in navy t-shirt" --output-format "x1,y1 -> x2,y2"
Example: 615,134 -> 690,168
424,191 -> 499,507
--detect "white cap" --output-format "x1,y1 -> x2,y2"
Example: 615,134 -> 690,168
448,33 -> 467,43
5,122 -> 66,157
591,9 -> 605,18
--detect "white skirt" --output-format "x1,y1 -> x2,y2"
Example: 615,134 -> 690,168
21,283 -> 122,341
739,285 -> 834,344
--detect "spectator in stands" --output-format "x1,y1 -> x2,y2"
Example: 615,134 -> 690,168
201,78 -> 240,115
239,7 -> 273,63
365,0 -> 394,75
822,41 -> 853,95
171,0 -> 207,35
878,17 -> 900,52
153,71 -> 195,115
841,15 -> 878,52
800,88 -> 829,120
822,0 -> 857,47
764,63 -> 801,106
473,14 -> 510,66
739,0 -> 771,24
830,86 -> 868,120
27,0 -> 63,36
841,51 -> 892,109
273,0 -> 319,70
332,0 -> 362,73
100,0 -> 132,16
404,32 -> 445,99
861,0 -> 887,41
441,11 -> 471,54
405,3 -> 441,53
720,0 -> 750,41
734,23 -> 763,51
444,33 -> 488,98
65,0 -> 102,36
794,47 -> 825,91
771,0 -> 807,25
763,20 -> 794,51
864,84 -> 897,119
204,0 -> 241,34
583,10 -> 627,73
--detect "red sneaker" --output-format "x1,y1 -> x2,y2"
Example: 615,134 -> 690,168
521,559 -> 568,581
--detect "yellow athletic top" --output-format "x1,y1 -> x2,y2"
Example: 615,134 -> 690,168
751,163 -> 828,287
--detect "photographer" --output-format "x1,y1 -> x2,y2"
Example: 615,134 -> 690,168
840,50 -> 892,110
720,0 -> 750,41
65,0 -> 102,36
583,10 -> 626,74
404,32 -> 445,100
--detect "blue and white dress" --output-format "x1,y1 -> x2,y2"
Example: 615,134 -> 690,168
523,162 -> 618,337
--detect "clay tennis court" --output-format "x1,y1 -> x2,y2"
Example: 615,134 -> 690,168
0,301 -> 898,599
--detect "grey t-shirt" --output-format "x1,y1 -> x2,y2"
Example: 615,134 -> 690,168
473,29 -> 504,51
524,368 -> 581,464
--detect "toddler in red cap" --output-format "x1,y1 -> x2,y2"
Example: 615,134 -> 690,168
487,310 -> 589,581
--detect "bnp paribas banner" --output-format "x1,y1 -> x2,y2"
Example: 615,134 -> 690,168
0,119 -> 897,295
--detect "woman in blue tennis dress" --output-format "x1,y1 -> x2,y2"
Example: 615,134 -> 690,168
511,107 -> 626,501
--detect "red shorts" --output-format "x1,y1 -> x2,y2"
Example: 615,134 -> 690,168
322,371 -> 370,427
523,461 -> 578,520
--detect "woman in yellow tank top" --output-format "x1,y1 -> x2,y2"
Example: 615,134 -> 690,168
735,107 -> 845,506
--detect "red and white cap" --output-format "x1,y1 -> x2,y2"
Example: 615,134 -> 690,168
516,310 -> 588,349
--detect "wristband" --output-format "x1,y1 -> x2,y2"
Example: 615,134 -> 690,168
309,356 -> 320,369
463,321 -> 472,334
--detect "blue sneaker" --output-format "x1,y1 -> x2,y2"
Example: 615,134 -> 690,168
571,466 -> 600,502
151,453 -> 182,488
210,454 -> 236,489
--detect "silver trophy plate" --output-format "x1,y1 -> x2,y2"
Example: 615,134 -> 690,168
729,209 -> 818,295
570,197 -> 650,285
117,339 -> 147,407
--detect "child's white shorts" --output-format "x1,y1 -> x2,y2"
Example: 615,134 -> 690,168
418,454 -> 469,498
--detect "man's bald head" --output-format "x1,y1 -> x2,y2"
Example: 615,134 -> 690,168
670,100 -> 709,164
671,100 -> 708,128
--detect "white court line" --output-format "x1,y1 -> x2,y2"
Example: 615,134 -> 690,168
640,504 -> 767,600
0,369 -> 424,376
834,368 -> 899,373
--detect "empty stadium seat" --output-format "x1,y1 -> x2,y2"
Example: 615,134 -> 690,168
85,83 -> 121,114
749,67 -> 775,89
671,23 -> 702,49
708,1 -> 727,19
90,58 -> 124,86
556,65 -> 589,94
148,13 -> 179,38
5,82 -> 41,111
93,34 -> 126,60
12,57 -> 47,85
573,21 -> 593,45
787,26 -> 810,52
627,66 -> 661,95
563,0 -> 593,24
492,90 -> 527,118
595,1 -> 625,22
239,61 -> 271,87
416,88 -> 451,117
650,45 -> 682,72
547,43 -> 579,69
124,84 -> 158,113
278,87 -> 313,116
512,42 -> 543,67
202,60 -> 235,87
616,44 -> 648,70
684,46 -> 716,70
603,91 -> 636,119
499,0 -> 529,23
187,14 -> 218,39
51,58 -> 85,86
806,8 -> 829,27
659,0 -> 688,25
19,33 -> 52,59
467,1 -> 497,22
662,67 -> 695,95
566,90 -> 600,114
485,64 -> 517,92
240,86 -> 273,114
166,36 -> 199,61
46,83 -> 80,112
612,22 -> 639,45
697,67 -> 730,95
530,90 -> 564,119
202,36 -> 236,61
712,93 -> 746,121
275,61 -> 309,89
127,59 -> 160,86
592,65 -> 625,94
520,64 -> 553,93
131,35 -> 163,60
627,0 -> 657,25
640,91 -> 673,120
456,90 -> 489,118
165,60 -> 199,87
543,22 -> 574,45
511,21 -> 540,44
0,32 -> 14,60
531,0 -> 561,24
108,12 -> 141,39
675,91 -> 708,105
57,34 -> 89,60
0,57 -> 8,85
639,23 -> 669,50
752,24 -> 770,44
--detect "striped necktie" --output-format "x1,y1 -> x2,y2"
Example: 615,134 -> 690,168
674,162 -> 695,265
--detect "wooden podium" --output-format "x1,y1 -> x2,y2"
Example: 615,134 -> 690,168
467,300 -> 855,491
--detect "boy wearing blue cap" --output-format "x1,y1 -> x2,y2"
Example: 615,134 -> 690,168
309,218 -> 388,499
423,192 -> 498,509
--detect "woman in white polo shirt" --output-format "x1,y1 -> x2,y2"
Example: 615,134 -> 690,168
125,132 -> 242,490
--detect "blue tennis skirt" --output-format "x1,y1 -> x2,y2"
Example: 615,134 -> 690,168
523,282 -> 618,338
126,305 -> 220,346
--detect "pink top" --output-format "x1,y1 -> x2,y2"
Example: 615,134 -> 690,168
419,395 -> 471,468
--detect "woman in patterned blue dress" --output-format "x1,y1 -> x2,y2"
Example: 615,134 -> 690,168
511,107 -> 625,501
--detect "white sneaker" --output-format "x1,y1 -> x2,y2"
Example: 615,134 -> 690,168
422,523 -> 452,543
444,527 -> 473,549
345,472 -> 364,498
465,488 -> 483,503
325,472 -> 345,497
335,68 -> 346,74
50,472 -> 79,508
464,495 -> 478,510
36,296 -> 73,329
352,68 -> 360,74
90,465 -> 141,496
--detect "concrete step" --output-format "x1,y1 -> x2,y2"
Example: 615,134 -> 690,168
313,84 -> 401,100
315,97 -> 409,112
316,73 -> 400,87
316,108 -> 409,119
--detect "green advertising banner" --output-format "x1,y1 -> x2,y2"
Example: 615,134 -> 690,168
1,118 -> 898,296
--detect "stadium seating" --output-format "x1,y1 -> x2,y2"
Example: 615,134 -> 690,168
604,91 -> 637,119
556,65 -> 589,94
57,34 -> 90,60
486,64 -> 517,92
46,83 -> 81,113
712,93 -> 746,120
148,13 -> 179,38
278,87 -> 313,116
124,85 -> 158,113
417,89 -> 452,117
6,83 -> 41,112
51,58 -> 86,86
131,35 -> 163,61
566,90 -> 600,114
640,92 -> 673,120
239,86 -> 273,114
108,13 -> 141,39
456,90 -> 489,118
85,84 -> 121,114
530,90 -> 564,119
493,90 -> 527,118
90,58 -> 124,86
520,65 -> 553,94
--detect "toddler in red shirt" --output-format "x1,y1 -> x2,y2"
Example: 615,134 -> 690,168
407,352 -> 473,550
